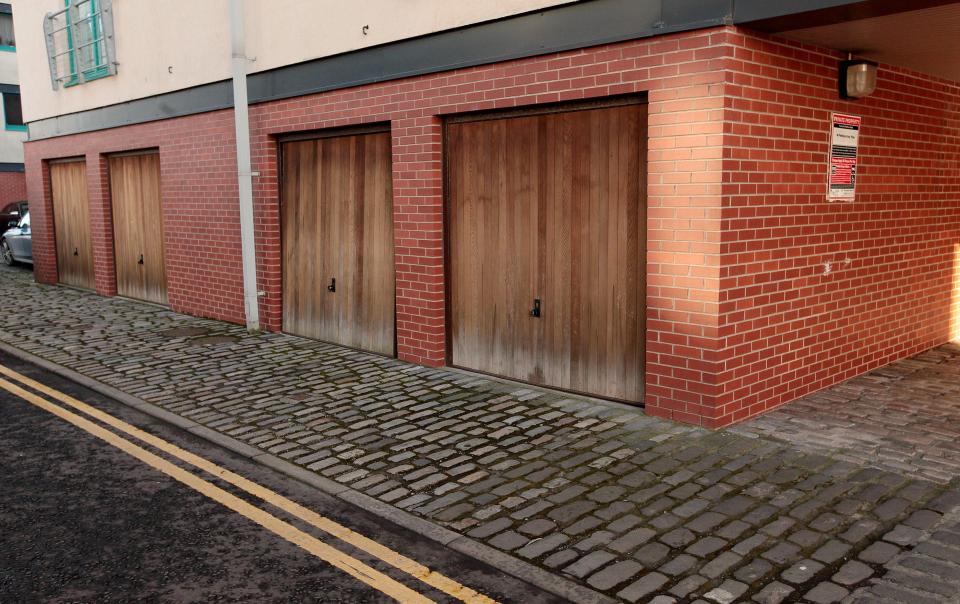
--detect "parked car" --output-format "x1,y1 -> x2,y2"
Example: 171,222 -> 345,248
1,209 -> 32,265
0,201 -> 27,230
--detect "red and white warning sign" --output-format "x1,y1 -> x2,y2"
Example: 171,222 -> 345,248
827,113 -> 861,200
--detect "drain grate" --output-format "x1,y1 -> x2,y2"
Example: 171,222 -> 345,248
189,335 -> 239,346
159,327 -> 210,338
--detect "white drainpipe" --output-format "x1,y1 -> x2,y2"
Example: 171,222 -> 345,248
229,0 -> 260,332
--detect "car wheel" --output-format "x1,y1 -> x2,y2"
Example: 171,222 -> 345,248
1,240 -> 14,266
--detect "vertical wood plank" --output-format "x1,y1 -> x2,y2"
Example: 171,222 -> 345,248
50,161 -> 95,290
281,131 -> 394,355
109,153 -> 168,305
448,102 -> 646,403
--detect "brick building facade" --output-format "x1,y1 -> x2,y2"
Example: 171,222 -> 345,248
20,13 -> 960,427
0,170 -> 25,204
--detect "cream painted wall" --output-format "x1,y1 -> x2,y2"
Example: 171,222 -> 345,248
0,126 -> 26,163
0,49 -> 18,86
13,0 -> 576,123
0,50 -> 24,163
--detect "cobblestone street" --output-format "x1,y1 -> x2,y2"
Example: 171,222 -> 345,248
1,265 -> 958,604
734,346 -> 960,484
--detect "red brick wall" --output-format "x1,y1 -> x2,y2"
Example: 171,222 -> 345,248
713,30 -> 960,426
24,27 -> 731,421
246,30 -> 731,382
23,111 -> 249,324
0,170 -> 26,205
22,26 -> 960,426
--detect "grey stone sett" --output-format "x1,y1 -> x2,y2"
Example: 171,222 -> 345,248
563,551 -> 617,579
735,558 -> 773,583
884,524 -> 925,546
787,528 -> 823,548
516,534 -> 569,559
803,582 -> 848,603
617,572 -> 669,603
701,551 -> 743,578
632,542 -> 670,566
812,539 -> 851,564
543,549 -> 578,569
833,560 -> 874,586
703,579 -> 748,604
780,558 -> 824,584
586,560 -> 644,591
608,528 -> 656,553
3,266 -> 957,604
750,581 -> 793,603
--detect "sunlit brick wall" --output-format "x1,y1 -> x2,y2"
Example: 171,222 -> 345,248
715,29 -> 960,426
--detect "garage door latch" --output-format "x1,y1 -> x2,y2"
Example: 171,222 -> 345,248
530,298 -> 541,318
327,278 -> 336,293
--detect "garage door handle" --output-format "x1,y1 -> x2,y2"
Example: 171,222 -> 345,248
137,254 -> 144,265
327,278 -> 336,293
530,298 -> 541,318
73,247 -> 78,256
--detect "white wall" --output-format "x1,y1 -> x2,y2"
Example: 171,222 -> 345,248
0,48 -> 17,85
0,126 -> 26,163
13,0 -> 575,123
0,49 -> 24,163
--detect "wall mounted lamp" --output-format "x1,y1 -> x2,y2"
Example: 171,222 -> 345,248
839,57 -> 878,99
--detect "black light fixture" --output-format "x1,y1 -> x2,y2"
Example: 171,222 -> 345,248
839,56 -> 878,100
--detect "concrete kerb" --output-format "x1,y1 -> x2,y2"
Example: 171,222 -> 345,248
0,340 -> 616,604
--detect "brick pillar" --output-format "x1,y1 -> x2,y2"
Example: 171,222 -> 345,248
87,153 -> 117,297
24,148 -> 57,285
641,58 -> 728,427
251,134 -> 282,332
391,116 -> 445,366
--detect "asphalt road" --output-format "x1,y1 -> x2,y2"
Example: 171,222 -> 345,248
0,350 -> 562,603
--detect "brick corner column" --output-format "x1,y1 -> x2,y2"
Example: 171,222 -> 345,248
391,116 -> 445,367
641,81 -> 727,427
24,147 -> 57,285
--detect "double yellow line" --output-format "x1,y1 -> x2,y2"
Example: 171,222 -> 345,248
0,364 -> 498,604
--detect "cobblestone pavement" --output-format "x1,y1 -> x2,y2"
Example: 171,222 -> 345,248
1,266 -> 958,604
734,346 -> 960,484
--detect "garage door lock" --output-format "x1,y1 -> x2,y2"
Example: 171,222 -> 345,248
138,254 -> 144,265
530,298 -> 541,318
327,278 -> 336,293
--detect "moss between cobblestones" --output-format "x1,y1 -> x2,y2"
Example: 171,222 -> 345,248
2,266 -> 959,604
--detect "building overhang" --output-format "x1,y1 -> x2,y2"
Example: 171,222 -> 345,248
739,0 -> 960,83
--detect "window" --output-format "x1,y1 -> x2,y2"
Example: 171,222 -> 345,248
0,11 -> 15,49
18,211 -> 29,229
43,0 -> 116,89
3,92 -> 23,130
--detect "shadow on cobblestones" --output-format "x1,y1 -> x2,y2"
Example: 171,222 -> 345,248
1,266 -> 958,603
734,345 -> 960,484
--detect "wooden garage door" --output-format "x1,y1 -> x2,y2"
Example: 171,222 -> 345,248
50,160 -> 95,290
109,152 -> 168,305
281,129 -> 395,355
447,101 -> 646,402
